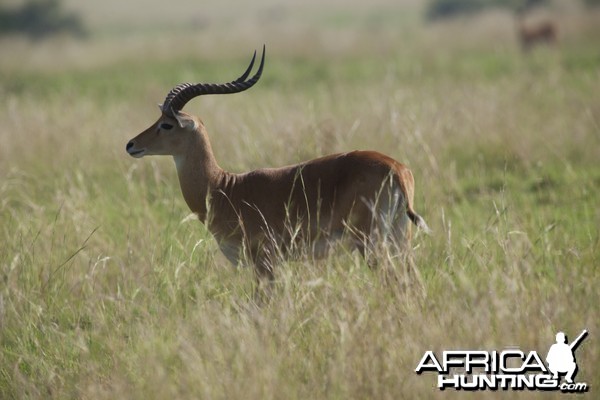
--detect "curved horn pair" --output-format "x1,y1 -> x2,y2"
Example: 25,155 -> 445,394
161,45 -> 266,116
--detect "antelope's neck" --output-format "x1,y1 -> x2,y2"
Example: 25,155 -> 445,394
173,131 -> 225,222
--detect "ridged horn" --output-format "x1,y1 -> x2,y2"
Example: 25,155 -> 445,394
161,45 -> 266,116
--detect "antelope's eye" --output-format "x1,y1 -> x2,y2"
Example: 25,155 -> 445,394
160,123 -> 174,130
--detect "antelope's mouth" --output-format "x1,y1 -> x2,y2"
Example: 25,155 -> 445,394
127,149 -> 146,158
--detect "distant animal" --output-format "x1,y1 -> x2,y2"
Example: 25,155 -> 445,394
126,46 -> 430,283
517,17 -> 557,51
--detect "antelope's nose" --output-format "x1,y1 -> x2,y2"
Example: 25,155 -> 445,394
126,140 -> 145,158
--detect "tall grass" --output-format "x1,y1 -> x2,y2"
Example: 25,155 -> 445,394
1,1 -> 599,398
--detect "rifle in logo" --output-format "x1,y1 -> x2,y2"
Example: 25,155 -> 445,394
546,329 -> 588,384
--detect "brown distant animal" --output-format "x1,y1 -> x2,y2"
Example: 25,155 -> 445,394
518,18 -> 557,51
126,46 -> 430,283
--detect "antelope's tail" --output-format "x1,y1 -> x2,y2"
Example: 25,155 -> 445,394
407,209 -> 432,235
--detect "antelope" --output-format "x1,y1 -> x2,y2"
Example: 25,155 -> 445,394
517,17 -> 557,51
126,47 -> 430,282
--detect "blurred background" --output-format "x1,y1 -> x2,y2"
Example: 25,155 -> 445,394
0,0 -> 598,70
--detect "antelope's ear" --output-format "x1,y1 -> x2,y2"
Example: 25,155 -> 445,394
173,111 -> 196,129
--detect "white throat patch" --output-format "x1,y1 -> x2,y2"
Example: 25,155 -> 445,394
173,155 -> 185,174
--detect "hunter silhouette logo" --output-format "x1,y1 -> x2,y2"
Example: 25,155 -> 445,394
546,330 -> 588,384
415,329 -> 589,393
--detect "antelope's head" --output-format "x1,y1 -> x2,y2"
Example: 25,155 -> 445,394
126,46 -> 265,158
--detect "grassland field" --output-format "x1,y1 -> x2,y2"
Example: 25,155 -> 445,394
0,1 -> 599,398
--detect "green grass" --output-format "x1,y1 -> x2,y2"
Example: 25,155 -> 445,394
1,3 -> 599,398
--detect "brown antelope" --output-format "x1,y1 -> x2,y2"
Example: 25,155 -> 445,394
126,47 -> 430,281
517,17 -> 557,51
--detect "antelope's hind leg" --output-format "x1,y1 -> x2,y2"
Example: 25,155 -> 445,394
353,187 -> 421,289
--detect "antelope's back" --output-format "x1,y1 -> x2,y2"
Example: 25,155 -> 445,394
208,150 -> 413,243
